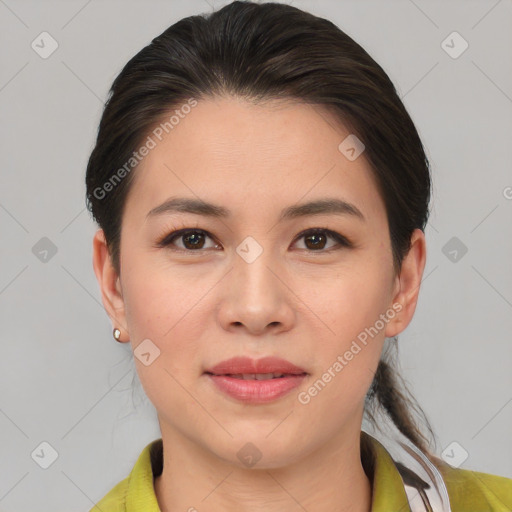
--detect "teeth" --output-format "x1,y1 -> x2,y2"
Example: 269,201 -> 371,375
255,373 -> 282,380
228,372 -> 287,380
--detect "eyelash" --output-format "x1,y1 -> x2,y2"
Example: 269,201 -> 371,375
155,224 -> 353,253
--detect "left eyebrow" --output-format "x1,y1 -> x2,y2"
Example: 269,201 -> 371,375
146,196 -> 366,223
279,198 -> 366,223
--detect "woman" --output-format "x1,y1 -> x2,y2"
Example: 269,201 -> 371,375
85,2 -> 512,511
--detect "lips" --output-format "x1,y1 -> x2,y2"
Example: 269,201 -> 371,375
205,357 -> 308,403
204,356 -> 308,378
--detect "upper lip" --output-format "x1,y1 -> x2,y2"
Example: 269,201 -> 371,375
205,356 -> 307,376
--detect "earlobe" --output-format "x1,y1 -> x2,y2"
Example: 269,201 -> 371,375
92,229 -> 129,337
384,229 -> 427,338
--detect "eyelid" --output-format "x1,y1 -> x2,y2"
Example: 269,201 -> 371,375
155,220 -> 202,246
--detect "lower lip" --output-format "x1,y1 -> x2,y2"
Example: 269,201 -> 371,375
206,373 -> 307,403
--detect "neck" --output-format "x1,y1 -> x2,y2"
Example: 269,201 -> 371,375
154,425 -> 373,512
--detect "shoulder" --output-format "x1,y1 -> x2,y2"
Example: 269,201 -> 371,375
89,476 -> 129,512
431,455 -> 512,511
88,438 -> 162,512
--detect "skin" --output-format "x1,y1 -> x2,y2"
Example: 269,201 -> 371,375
93,95 -> 426,512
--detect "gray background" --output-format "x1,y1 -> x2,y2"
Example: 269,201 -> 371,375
0,0 -> 511,510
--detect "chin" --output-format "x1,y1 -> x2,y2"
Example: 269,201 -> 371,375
219,435 -> 306,470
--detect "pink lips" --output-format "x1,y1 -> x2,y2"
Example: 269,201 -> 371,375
204,356 -> 308,404
205,356 -> 307,376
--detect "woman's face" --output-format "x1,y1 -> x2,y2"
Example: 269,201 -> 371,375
94,96 -> 425,468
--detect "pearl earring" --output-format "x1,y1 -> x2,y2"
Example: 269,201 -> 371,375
113,327 -> 122,342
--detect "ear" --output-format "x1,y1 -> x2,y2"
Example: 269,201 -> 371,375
92,228 -> 129,341
385,228 -> 427,338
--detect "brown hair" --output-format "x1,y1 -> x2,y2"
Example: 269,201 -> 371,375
86,1 -> 436,455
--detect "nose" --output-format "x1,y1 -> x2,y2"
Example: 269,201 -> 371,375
217,249 -> 295,336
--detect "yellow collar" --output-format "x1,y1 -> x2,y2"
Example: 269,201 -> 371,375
360,430 -> 413,510
95,432 -> 512,511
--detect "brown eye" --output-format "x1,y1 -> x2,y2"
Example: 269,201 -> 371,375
304,231 -> 328,250
180,231 -> 207,250
159,229 -> 219,251
293,228 -> 352,252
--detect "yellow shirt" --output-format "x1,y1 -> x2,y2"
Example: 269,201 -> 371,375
90,432 -> 512,511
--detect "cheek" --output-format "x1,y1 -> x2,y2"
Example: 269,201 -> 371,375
306,266 -> 390,341
300,264 -> 390,398
121,266 -> 206,370
121,270 -> 208,417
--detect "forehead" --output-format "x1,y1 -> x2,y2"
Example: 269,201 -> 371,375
123,96 -> 386,227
